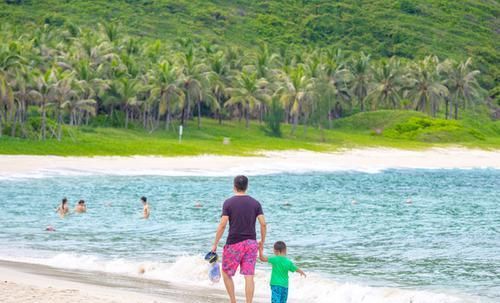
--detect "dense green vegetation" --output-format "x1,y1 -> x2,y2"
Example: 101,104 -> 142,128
0,0 -> 498,155
1,0 -> 498,88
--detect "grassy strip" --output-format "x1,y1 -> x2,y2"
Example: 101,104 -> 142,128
1,112 -> 498,156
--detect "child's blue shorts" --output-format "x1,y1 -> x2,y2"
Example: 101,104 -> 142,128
271,285 -> 289,303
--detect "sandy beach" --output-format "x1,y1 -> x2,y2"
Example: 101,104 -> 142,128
1,148 -> 499,178
0,260 -> 256,303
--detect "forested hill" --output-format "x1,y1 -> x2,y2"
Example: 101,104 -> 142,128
1,0 -> 498,88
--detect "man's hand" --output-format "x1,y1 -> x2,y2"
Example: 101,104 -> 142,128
211,243 -> 218,253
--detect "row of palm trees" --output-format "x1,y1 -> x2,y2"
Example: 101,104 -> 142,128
0,23 -> 484,140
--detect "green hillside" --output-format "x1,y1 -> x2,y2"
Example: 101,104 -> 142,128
1,0 -> 498,88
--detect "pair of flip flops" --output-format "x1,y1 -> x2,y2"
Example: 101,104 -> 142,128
204,251 -> 218,264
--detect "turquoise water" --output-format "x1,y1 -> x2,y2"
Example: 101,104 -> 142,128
0,169 -> 498,301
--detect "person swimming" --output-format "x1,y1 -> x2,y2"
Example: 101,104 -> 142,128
56,198 -> 70,218
75,200 -> 87,213
141,196 -> 150,219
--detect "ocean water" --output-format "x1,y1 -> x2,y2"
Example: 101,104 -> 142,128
0,169 -> 498,302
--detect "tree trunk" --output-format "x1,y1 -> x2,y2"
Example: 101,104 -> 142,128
245,101 -> 250,128
238,103 -> 243,122
445,98 -> 449,119
11,108 -> 19,137
181,93 -> 189,127
125,108 -> 129,128
165,99 -> 171,131
291,112 -> 299,134
0,113 -> 3,138
180,107 -> 186,127
454,100 -> 459,120
57,110 -> 63,141
197,99 -> 201,128
217,96 -> 223,125
41,102 -> 46,140
156,103 -> 161,128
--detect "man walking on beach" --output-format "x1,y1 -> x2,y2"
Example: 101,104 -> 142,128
211,175 -> 267,303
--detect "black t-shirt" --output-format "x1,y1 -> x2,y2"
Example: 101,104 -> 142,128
222,195 -> 264,245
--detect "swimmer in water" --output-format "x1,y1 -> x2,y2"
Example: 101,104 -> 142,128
141,196 -> 150,219
194,201 -> 203,208
45,225 -> 56,232
406,198 -> 413,204
56,198 -> 70,218
351,199 -> 357,205
75,200 -> 87,213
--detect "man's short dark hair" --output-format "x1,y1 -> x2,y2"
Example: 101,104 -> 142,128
274,241 -> 287,252
234,175 -> 248,192
141,196 -> 147,202
62,197 -> 68,203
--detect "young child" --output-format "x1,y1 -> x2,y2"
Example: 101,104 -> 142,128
259,241 -> 306,303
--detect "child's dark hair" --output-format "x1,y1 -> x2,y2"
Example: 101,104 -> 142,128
141,196 -> 147,202
274,241 -> 287,253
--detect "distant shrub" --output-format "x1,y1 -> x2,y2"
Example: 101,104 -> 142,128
385,117 -> 486,142
4,0 -> 26,4
264,96 -> 283,137
44,14 -> 66,27
399,0 -> 421,15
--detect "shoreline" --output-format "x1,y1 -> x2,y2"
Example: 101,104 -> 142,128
0,260 -> 253,303
0,148 -> 499,178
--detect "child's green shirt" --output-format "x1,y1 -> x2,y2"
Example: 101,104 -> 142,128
268,255 -> 298,288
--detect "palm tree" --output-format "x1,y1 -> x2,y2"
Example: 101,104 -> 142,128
254,43 -> 279,80
365,58 -> 404,110
11,71 -> 31,136
48,71 -> 78,140
178,46 -> 206,128
0,73 -> 14,137
349,53 -> 371,111
439,58 -> 482,119
405,56 -> 448,116
208,52 -> 230,124
29,68 -> 58,140
149,61 -> 184,130
278,64 -> 315,134
226,70 -> 270,128
104,77 -> 141,128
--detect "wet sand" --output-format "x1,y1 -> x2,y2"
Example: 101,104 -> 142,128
0,260 -> 263,303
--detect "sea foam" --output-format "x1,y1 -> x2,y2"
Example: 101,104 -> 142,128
0,252 -> 481,303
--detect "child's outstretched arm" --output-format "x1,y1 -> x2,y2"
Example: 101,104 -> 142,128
258,242 -> 268,262
296,268 -> 306,277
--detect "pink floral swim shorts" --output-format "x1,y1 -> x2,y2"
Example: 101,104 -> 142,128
222,239 -> 258,276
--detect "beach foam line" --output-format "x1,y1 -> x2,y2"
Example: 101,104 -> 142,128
0,251 -> 483,303
0,148 -> 499,179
